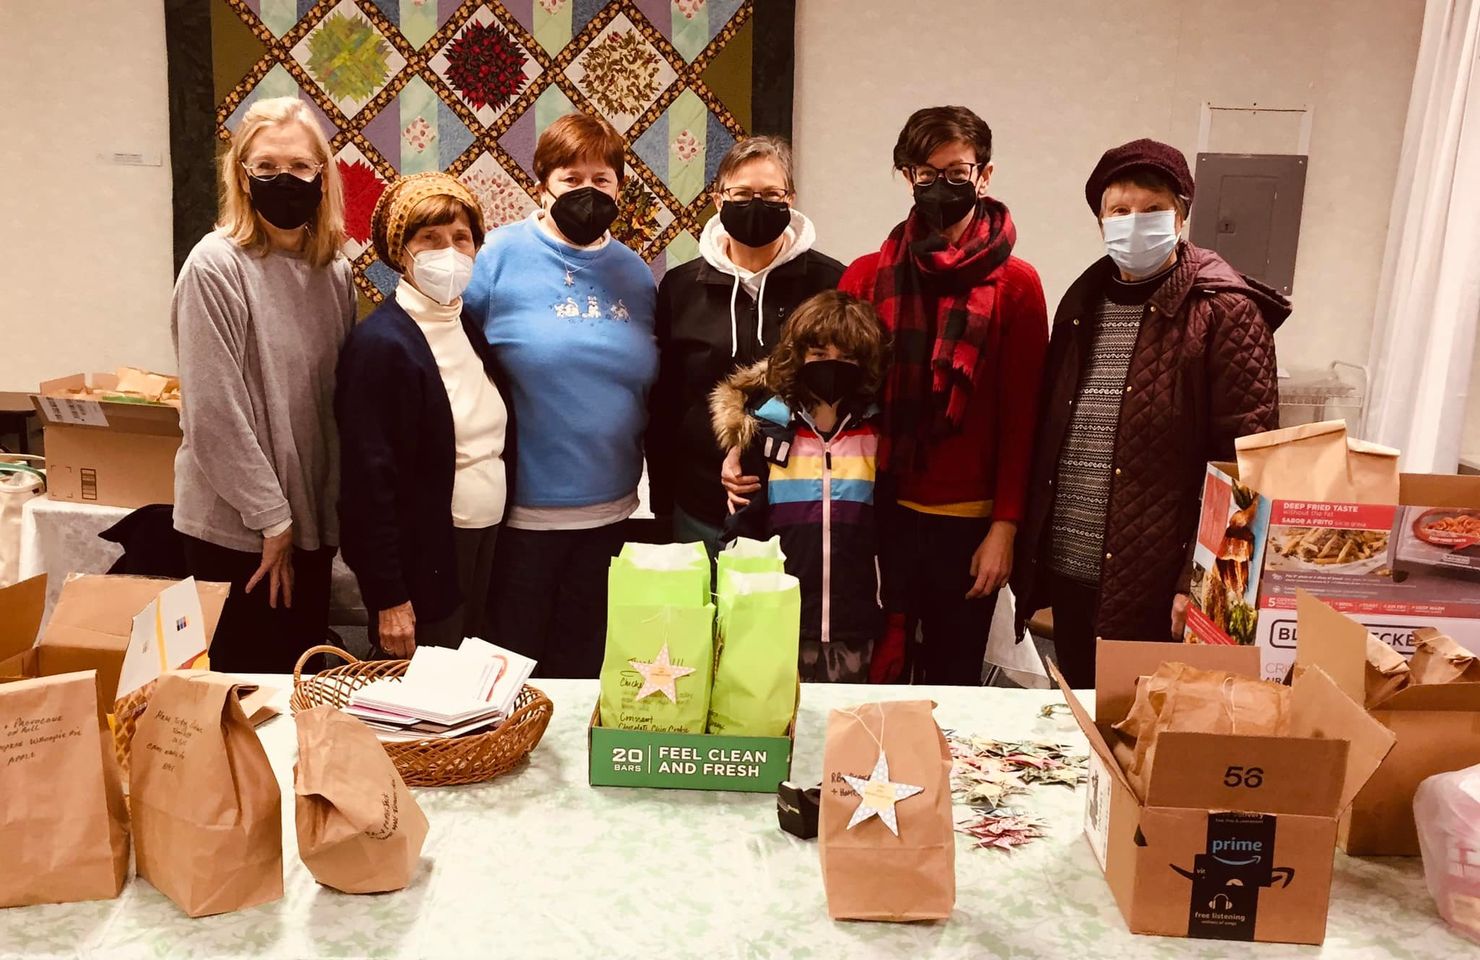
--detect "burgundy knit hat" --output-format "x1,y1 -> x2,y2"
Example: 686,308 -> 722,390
1084,138 -> 1194,214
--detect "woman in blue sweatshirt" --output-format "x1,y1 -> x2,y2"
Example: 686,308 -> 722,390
464,112 -> 657,678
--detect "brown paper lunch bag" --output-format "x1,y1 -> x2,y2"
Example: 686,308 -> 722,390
0,671 -> 130,907
1410,629 -> 1480,685
131,670 -> 283,917
294,705 -> 429,894
1236,421 -> 1352,502
1117,663 -> 1290,799
819,699 -> 954,922
1365,632 -> 1411,706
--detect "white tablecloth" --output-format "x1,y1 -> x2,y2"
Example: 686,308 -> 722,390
16,495 -> 367,629
0,680 -> 1464,959
17,496 -> 127,622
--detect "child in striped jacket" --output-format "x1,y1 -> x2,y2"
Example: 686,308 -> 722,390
709,291 -> 888,682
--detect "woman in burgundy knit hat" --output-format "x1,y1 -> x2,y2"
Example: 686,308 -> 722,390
1014,138 -> 1290,689
726,105 -> 1048,686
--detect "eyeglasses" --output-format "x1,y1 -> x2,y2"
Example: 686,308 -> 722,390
720,187 -> 792,204
903,162 -> 983,187
241,159 -> 324,182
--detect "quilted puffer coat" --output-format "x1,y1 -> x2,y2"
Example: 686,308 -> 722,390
1014,242 -> 1289,639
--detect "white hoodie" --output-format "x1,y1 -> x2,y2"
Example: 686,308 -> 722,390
698,209 -> 819,357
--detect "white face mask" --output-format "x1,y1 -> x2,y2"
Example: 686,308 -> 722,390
410,247 -> 474,305
1102,210 -> 1179,278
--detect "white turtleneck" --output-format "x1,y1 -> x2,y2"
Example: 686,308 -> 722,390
395,279 -> 508,528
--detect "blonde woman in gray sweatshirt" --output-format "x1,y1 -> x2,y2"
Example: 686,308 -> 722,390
171,97 -> 356,673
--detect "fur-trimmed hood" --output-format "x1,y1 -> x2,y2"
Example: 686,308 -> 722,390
709,360 -> 771,452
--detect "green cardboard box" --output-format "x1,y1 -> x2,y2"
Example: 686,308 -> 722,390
587,701 -> 796,793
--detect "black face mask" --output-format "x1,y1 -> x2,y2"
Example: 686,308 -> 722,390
719,198 -> 791,248
799,359 -> 864,406
248,172 -> 323,230
912,179 -> 977,232
549,186 -> 619,246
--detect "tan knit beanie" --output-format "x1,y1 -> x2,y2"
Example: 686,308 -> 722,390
371,172 -> 486,269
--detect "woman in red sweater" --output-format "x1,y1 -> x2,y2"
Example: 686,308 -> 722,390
827,106 -> 1047,684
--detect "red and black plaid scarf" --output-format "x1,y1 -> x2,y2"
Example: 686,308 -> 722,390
871,197 -> 1017,472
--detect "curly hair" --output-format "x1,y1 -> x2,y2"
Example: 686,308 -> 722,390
766,290 -> 889,408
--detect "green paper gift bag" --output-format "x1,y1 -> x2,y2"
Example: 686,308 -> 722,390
599,603 -> 715,733
709,571 -> 801,737
610,541 -> 712,607
716,537 -> 786,598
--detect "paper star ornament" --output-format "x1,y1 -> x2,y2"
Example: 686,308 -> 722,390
629,642 -> 696,703
842,752 -> 925,836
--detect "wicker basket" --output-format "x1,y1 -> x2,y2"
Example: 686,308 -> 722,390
290,645 -> 554,787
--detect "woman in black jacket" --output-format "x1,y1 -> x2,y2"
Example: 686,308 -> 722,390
337,173 -> 514,657
646,136 -> 844,555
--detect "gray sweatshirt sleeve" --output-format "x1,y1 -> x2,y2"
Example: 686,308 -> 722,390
172,258 -> 293,533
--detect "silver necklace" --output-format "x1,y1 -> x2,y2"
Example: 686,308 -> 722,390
557,254 -> 592,287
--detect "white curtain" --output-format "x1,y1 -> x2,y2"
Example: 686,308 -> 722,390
1367,0 -> 1480,472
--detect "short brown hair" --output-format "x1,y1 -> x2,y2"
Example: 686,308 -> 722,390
715,136 -> 794,193
892,105 -> 993,170
767,291 -> 889,408
534,112 -> 625,187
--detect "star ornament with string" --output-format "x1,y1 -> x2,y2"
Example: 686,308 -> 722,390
629,642 -> 696,703
842,753 -> 925,836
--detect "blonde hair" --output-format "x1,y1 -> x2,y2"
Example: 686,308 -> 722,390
218,97 -> 345,268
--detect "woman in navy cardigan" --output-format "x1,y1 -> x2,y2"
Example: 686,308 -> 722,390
336,174 -> 515,657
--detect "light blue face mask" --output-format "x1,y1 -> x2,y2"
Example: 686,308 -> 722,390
1102,210 -> 1179,278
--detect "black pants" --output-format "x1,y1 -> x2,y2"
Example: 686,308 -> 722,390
368,525 -> 500,657
1044,570 -> 1100,690
182,534 -> 335,674
486,523 -> 623,678
882,504 -> 998,685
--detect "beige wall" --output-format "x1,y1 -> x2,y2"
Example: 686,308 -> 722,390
0,0 -> 1441,443
0,0 -> 175,391
794,0 -> 1425,395
1465,340 -> 1480,463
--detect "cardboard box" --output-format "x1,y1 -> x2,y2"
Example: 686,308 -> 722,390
32,374 -> 181,508
1295,590 -> 1480,856
1057,640 -> 1394,945
0,573 -> 227,702
587,702 -> 795,793
1185,462 -> 1480,681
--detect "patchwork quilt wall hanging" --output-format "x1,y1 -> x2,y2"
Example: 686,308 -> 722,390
165,0 -> 796,306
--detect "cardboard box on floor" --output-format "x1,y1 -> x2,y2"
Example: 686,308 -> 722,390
0,573 -> 227,702
1055,640 -> 1395,945
1295,590 -> 1480,856
31,374 -> 181,508
1185,462 -> 1480,681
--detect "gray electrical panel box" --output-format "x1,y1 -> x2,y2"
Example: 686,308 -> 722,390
1189,153 -> 1307,295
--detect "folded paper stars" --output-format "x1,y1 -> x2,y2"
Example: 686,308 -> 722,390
842,753 -> 925,836
959,811 -> 1047,852
945,732 -> 1087,853
629,642 -> 696,703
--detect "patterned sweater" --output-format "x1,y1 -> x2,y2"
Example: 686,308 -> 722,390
1048,266 -> 1173,583
711,363 -> 883,671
